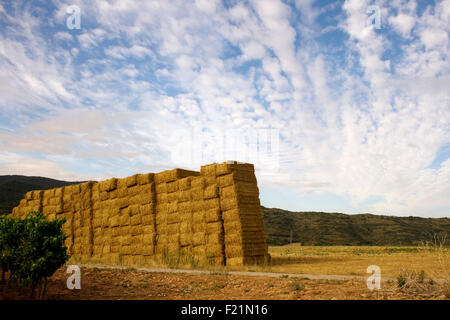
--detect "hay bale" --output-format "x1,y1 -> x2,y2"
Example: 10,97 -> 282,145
126,174 -> 138,187
192,232 -> 206,246
167,181 -> 179,193
220,197 -> 238,212
130,215 -> 141,225
141,214 -> 154,225
204,198 -> 220,210
223,220 -> 242,234
128,204 -> 140,216
190,188 -> 203,201
110,215 -> 120,227
192,222 -> 206,233
128,185 -> 140,196
167,192 -> 179,203
167,234 -> 180,244
109,189 -> 118,199
205,245 -> 223,257
156,193 -> 168,203
100,178 -> 117,192
167,222 -> 180,234
143,234 -> 154,245
191,177 -> 205,188
117,187 -> 128,198
120,213 -> 131,226
206,222 -> 222,234
179,222 -> 191,234
178,177 -> 192,190
180,233 -> 191,247
205,208 -> 221,223
203,184 -> 218,199
155,183 -> 167,194
167,202 -> 178,213
207,233 -> 223,244
138,173 -> 154,185
200,163 -> 217,176
192,211 -> 204,223
155,213 -> 167,225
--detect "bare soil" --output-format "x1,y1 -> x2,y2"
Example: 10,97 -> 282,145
1,266 -> 447,300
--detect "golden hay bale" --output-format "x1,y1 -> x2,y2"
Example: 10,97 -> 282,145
192,211 -> 204,223
167,234 -> 180,244
140,203 -> 154,215
200,163 -> 217,176
130,215 -> 141,225
207,233 -> 223,244
156,193 -> 168,203
19,199 -> 27,206
204,175 -> 216,186
190,188 -> 203,201
141,214 -> 155,225
121,235 -> 132,245
110,215 -> 120,227
131,225 -> 143,236
206,222 -> 223,234
117,187 -> 128,198
225,245 -> 245,258
126,174 -> 138,187
121,246 -> 132,255
191,176 -> 206,189
120,214 -> 131,226
128,204 -> 140,216
220,197 -> 238,212
205,244 -> 223,257
55,203 -> 64,214
167,191 -> 179,203
143,234 -> 155,245
167,213 -> 180,224
155,183 -> 167,194
43,189 -> 53,198
223,220 -> 242,234
177,190 -> 190,202
180,233 -> 191,247
217,174 -> 234,188
192,245 -> 206,255
155,213 -> 167,225
167,202 -> 178,213
137,193 -> 153,206
179,222 -> 191,234
109,189 -> 118,199
102,245 -> 111,254
116,177 -> 127,189
138,173 -> 154,185
192,232 -> 205,246
224,233 -> 242,245
110,245 -> 121,253
128,185 -> 140,196
99,178 -> 117,192
166,222 -> 180,234
215,162 -> 232,176
192,222 -> 206,233
204,198 -> 220,210
117,197 -> 129,209
203,184 -> 218,199
72,184 -> 81,194
178,177 -> 192,190
63,192 -> 73,203
167,181 -> 179,193
25,191 -> 33,200
205,208 -> 221,223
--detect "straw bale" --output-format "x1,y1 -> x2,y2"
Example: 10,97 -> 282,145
192,211 -> 204,223
203,184 -> 218,199
206,221 -> 222,234
117,187 -> 128,198
80,182 -> 92,194
126,174 -> 138,187
168,212 -> 181,224
167,202 -> 178,213
207,233 -> 223,245
43,206 -> 55,215
167,181 -> 178,193
121,246 -> 132,255
25,191 -> 33,200
204,175 -> 217,186
205,245 -> 223,257
178,190 -> 190,202
43,189 -> 54,198
100,178 -> 117,192
128,185 -> 140,196
138,173 -> 154,185
116,197 -> 129,209
116,178 -> 127,189
140,203 -> 154,215
192,222 -> 206,233
190,188 -> 203,201
215,162 -> 232,176
167,222 -> 180,235
93,217 -> 102,228
204,198 -> 220,210
143,234 -> 154,245
224,233 -> 242,244
120,213 -> 130,226
111,245 -> 120,253
55,203 -> 64,214
131,225 -> 143,236
192,232 -> 205,246
167,192 -> 179,203
180,233 -> 191,247
33,190 -> 43,200
72,184 -> 80,194
141,214 -> 155,225
217,174 -> 234,188
156,213 -> 167,225
128,213 -> 141,225
128,204 -> 139,216
192,246 -> 206,255
178,177 -> 192,190
205,208 -> 221,223
20,199 -> 27,206
156,193 -> 168,203
102,245 -> 111,254
167,243 -> 180,253
49,198 -> 57,206
200,163 -> 217,176
109,189 -> 118,199
110,215 -> 120,227
155,183 -> 167,194
47,213 -> 56,221
223,220 -> 242,234
220,197 -> 239,212
180,222 -> 191,234
191,177 -> 205,188
121,235 -> 132,246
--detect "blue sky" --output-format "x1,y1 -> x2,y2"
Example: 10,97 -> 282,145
0,0 -> 449,217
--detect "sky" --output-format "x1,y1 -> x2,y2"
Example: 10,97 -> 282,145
0,0 -> 449,218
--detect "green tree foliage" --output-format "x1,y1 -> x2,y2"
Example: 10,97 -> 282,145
0,215 -> 23,281
0,211 -> 69,299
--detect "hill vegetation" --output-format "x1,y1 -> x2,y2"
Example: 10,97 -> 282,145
1,175 -> 448,246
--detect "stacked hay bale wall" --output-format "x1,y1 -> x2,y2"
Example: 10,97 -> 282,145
10,162 -> 268,266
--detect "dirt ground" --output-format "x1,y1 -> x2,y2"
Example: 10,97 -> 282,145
1,266 -> 448,300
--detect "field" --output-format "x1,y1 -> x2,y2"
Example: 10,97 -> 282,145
2,244 -> 449,300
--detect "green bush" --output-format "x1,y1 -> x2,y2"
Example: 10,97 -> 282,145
0,211 -> 70,299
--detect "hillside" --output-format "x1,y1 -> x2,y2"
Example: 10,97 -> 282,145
262,207 -> 450,246
0,175 -> 83,215
1,175 -> 449,246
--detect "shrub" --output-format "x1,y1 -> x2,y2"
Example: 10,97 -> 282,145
0,211 -> 70,299
0,215 -> 24,282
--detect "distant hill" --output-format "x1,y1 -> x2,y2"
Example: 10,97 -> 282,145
262,207 -> 450,246
0,175 -> 83,215
1,175 -> 449,246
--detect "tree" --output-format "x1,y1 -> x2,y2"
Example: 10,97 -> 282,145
0,215 -> 23,282
6,211 -> 70,299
